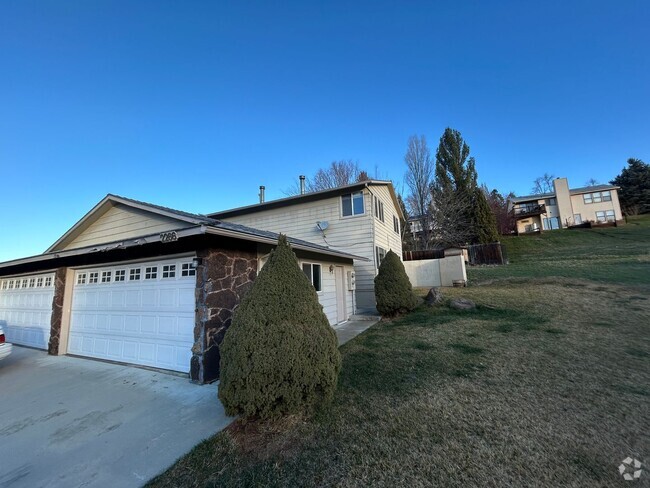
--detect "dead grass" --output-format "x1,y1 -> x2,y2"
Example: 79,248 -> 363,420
147,219 -> 650,487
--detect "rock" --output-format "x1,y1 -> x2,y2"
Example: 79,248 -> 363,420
425,287 -> 444,307
449,298 -> 476,310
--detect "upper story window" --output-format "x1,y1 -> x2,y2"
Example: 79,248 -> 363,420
374,196 -> 385,222
393,215 -> 400,234
583,190 -> 612,204
546,197 -> 557,206
302,263 -> 322,292
342,191 -> 364,217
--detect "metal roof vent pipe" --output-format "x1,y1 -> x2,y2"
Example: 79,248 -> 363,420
299,175 -> 306,195
259,185 -> 265,203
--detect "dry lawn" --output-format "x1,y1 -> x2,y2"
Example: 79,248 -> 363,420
148,219 -> 650,487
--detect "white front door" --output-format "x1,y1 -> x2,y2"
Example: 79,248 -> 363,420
68,257 -> 196,372
335,266 -> 347,324
0,273 -> 55,349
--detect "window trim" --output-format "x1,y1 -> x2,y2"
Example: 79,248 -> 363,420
301,262 -> 322,292
376,246 -> 387,268
341,191 -> 365,218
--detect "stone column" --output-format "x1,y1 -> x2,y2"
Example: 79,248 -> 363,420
48,267 -> 67,355
191,249 -> 257,383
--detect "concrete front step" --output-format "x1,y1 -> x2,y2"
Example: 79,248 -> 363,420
350,314 -> 381,322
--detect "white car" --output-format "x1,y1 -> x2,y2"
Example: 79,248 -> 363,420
0,325 -> 12,361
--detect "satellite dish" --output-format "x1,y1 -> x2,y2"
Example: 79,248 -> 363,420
316,221 -> 329,231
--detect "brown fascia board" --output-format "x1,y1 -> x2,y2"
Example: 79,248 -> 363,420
1,223 -> 366,274
204,226 -> 367,261
1,226 -> 207,273
208,180 -> 402,220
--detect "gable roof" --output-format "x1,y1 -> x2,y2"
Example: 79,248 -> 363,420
17,194 -> 365,273
46,194 -> 214,253
208,180 -> 406,220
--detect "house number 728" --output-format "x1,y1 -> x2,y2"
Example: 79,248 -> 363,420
160,231 -> 178,243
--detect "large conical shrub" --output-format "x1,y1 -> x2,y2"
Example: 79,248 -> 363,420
374,250 -> 419,317
218,235 -> 341,419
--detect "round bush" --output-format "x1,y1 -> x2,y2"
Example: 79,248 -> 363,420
374,250 -> 419,317
218,235 -> 341,419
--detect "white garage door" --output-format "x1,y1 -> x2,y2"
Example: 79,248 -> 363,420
69,257 -> 196,372
0,273 -> 56,349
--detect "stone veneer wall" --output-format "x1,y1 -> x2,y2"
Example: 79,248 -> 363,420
47,267 -> 67,355
191,248 -> 257,383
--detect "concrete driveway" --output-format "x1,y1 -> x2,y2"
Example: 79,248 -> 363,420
0,346 -> 232,488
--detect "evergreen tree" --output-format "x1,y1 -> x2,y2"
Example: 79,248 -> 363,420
611,158 -> 650,214
218,235 -> 341,419
374,250 -> 419,316
434,128 -> 499,243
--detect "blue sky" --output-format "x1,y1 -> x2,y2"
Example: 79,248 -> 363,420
1,0 -> 648,261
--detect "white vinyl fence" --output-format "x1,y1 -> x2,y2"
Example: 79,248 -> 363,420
403,255 -> 467,287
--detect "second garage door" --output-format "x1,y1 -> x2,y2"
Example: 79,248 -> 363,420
0,273 -> 55,349
68,257 -> 197,372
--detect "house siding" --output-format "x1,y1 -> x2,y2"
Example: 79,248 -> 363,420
63,204 -> 183,250
221,188 -> 378,310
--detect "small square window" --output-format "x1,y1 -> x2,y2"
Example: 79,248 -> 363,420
114,270 -> 126,282
88,272 -> 98,284
36,277 -> 43,287
583,194 -> 593,204
77,273 -> 87,285
602,191 -> 612,202
22,279 -> 28,288
101,271 -> 112,283
45,276 -> 53,287
8,280 -> 15,289
29,278 -> 35,288
342,191 -> 365,217
181,263 -> 196,277
129,268 -> 141,281
162,264 -> 176,279
145,266 -> 157,280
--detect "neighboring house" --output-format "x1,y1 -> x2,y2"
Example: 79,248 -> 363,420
0,194 -> 362,383
509,178 -> 623,234
209,180 -> 404,312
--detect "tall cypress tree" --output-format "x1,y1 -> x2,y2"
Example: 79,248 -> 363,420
434,128 -> 499,244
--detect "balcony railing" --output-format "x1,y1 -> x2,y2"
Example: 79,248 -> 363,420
513,204 -> 546,219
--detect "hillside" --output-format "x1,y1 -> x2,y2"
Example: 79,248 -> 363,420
469,214 -> 650,286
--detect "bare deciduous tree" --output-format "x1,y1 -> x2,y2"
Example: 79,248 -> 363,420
531,173 -> 555,194
284,160 -> 367,195
585,178 -> 599,186
404,135 -> 434,249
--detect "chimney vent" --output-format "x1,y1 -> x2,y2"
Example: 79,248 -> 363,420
299,175 -> 306,195
259,185 -> 265,203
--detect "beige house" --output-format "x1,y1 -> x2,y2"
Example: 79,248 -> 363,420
209,180 -> 404,312
510,177 -> 623,234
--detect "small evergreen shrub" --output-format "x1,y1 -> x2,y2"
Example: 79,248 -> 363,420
218,235 -> 341,419
374,250 -> 419,317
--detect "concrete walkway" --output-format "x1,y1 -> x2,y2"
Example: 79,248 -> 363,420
335,314 -> 381,345
0,347 -> 231,488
